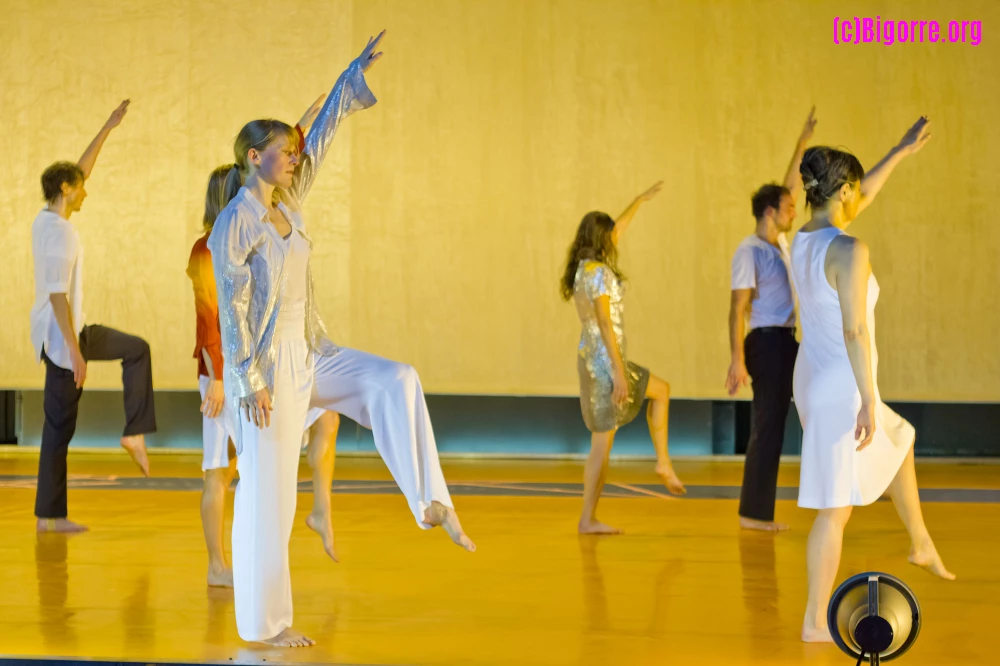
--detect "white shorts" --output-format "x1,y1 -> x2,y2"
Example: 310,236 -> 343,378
199,375 -> 325,471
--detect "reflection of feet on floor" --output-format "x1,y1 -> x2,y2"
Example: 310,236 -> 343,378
306,512 -> 339,562
258,627 -> 315,648
739,517 -> 789,532
120,435 -> 150,477
801,624 -> 834,643
578,520 -> 621,536
423,501 -> 476,552
37,518 -> 88,534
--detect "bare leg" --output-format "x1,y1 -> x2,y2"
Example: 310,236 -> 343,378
305,412 -> 340,562
886,447 -> 955,580
578,430 -> 620,534
646,374 -> 685,495
258,628 -> 316,648
120,434 -> 150,477
423,501 -> 476,552
202,446 -> 237,587
802,506 -> 853,642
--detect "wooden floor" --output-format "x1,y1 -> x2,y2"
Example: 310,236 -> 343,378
0,450 -> 997,665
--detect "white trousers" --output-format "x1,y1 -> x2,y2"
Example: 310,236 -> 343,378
199,374 -> 323,471
232,341 -> 452,641
310,348 -> 452,527
232,318 -> 312,642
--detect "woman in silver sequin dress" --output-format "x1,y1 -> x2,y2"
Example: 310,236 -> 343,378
561,182 -> 686,535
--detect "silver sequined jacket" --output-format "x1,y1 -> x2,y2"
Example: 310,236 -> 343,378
207,58 -> 376,401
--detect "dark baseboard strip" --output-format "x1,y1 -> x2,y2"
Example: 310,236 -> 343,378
1,475 -> 997,503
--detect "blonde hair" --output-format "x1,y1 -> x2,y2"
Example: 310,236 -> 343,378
203,163 -> 234,231
222,119 -> 299,208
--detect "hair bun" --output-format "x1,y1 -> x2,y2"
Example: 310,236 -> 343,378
798,145 -> 865,209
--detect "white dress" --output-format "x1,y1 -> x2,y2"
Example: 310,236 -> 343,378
790,226 -> 914,509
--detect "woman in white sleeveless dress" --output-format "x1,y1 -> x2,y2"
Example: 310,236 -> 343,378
789,118 -> 954,643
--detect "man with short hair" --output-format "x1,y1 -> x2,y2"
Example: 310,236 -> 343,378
30,100 -> 154,533
727,107 -> 816,531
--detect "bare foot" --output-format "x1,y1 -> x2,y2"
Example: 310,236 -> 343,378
655,462 -> 687,495
258,627 -> 315,648
37,518 -> 88,534
423,501 -> 476,552
739,516 -> 790,532
578,520 -> 622,535
801,624 -> 834,643
909,541 -> 956,580
120,435 -> 150,477
207,565 -> 233,588
306,512 -> 339,562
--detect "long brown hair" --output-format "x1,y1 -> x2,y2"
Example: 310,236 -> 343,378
221,119 -> 299,208
560,211 -> 622,301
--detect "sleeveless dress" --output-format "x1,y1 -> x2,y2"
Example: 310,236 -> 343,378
789,227 -> 914,509
573,260 -> 650,433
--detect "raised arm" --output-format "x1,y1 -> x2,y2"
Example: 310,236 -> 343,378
829,235 -> 876,450
856,116 -> 932,216
782,106 -> 817,204
296,94 -> 328,142
289,31 -> 386,202
77,100 -> 130,180
611,181 -> 663,244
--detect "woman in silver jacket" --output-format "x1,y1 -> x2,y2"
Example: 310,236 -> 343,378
209,32 -> 472,648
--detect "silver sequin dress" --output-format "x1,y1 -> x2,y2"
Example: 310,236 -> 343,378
573,260 -> 650,432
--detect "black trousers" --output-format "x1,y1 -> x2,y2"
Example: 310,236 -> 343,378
738,327 -> 798,522
35,324 -> 157,519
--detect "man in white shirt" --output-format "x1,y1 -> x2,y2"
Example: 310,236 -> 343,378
30,100 -> 154,533
726,108 -> 816,532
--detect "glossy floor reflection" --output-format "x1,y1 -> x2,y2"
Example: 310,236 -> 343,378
0,452 -> 996,665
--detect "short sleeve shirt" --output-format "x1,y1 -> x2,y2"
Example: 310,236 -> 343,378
730,233 -> 795,330
30,210 -> 85,370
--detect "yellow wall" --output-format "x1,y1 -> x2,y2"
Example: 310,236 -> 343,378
1,0 -> 997,401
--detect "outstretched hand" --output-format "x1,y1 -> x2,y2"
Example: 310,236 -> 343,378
637,180 -> 664,203
799,105 -> 818,144
360,30 -> 386,73
898,116 -> 932,155
104,100 -> 130,131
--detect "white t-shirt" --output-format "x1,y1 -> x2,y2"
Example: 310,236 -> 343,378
30,209 -> 85,370
730,233 -> 795,330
